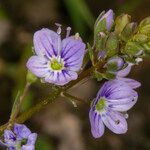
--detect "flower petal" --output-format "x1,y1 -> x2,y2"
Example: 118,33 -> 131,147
89,108 -> 105,138
4,130 -> 16,146
26,133 -> 37,145
107,90 -> 138,111
98,79 -> 134,100
118,77 -> 141,89
14,124 -> 31,139
117,63 -> 132,77
61,36 -> 86,71
102,110 -> 127,134
45,70 -> 77,85
22,144 -> 35,150
101,9 -> 114,31
26,56 -> 50,78
33,28 -> 61,58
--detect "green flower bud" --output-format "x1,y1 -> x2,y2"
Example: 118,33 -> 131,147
139,16 -> 150,28
26,70 -> 37,84
121,22 -> 137,42
115,14 -> 131,35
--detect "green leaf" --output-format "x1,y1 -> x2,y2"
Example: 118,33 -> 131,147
63,0 -> 94,34
10,91 -> 21,117
121,22 -> 137,41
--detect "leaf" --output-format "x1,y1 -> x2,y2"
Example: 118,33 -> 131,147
10,91 -> 21,117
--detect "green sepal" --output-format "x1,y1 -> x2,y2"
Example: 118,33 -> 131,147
142,42 -> 150,53
139,24 -> 150,36
123,41 -> 143,56
106,61 -> 118,72
95,33 -> 108,51
95,18 -> 107,34
102,72 -> 116,80
93,70 -> 103,81
87,43 -> 95,65
121,22 -> 137,42
106,33 -> 119,57
115,14 -> 131,35
133,34 -> 148,43
139,16 -> 150,28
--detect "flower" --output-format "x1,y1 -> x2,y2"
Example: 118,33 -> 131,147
27,27 -> 86,86
0,124 -> 37,150
96,9 -> 114,31
89,79 -> 140,138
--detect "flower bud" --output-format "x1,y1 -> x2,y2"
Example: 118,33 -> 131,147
95,9 -> 114,32
105,56 -> 124,71
133,34 -> 148,43
123,41 -> 143,56
115,14 -> 131,34
139,17 -> 150,35
121,22 -> 137,42
26,70 -> 37,84
106,33 -> 119,57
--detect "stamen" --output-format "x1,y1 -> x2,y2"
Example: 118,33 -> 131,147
66,27 -> 71,38
74,33 -> 80,40
55,23 -> 62,34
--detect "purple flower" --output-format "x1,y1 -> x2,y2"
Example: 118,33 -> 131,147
27,28 -> 86,86
105,57 -> 141,89
0,124 -> 37,150
89,79 -> 139,138
96,9 -> 114,31
105,56 -> 124,71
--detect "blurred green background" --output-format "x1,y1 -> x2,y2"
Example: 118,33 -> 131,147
0,0 -> 150,150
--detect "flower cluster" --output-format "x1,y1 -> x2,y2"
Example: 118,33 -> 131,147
15,8 -> 150,142
0,124 -> 37,150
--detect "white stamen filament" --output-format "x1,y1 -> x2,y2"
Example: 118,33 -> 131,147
66,27 -> 71,38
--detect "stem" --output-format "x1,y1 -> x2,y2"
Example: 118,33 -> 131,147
63,92 -> 88,104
